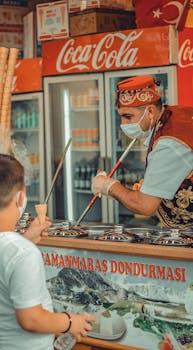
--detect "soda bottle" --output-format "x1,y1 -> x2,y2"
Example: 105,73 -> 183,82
79,164 -> 86,189
74,163 -> 81,190
85,163 -> 91,190
54,334 -> 76,350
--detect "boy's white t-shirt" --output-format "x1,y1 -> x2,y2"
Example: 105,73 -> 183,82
0,231 -> 55,350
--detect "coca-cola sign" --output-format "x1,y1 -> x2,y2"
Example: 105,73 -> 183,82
42,26 -> 176,76
178,38 -> 193,68
56,31 -> 141,72
177,28 -> 193,107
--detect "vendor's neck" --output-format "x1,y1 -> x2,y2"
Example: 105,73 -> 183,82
154,105 -> 165,125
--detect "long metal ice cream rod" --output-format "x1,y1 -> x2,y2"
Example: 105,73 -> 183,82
75,138 -> 137,226
44,137 -> 72,204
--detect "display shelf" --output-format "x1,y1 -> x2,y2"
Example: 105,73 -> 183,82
12,128 -> 39,133
71,106 -> 99,112
27,196 -> 39,202
72,147 -> 100,152
116,146 -> 146,152
74,189 -> 92,194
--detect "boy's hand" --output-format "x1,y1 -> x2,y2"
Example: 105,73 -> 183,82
23,217 -> 52,244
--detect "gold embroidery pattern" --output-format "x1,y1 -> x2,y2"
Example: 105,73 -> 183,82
176,186 -> 193,208
157,185 -> 193,230
154,120 -> 163,134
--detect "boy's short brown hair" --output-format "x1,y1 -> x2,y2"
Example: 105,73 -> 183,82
0,154 -> 24,208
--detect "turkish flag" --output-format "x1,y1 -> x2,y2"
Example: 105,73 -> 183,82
133,0 -> 190,30
185,0 -> 193,27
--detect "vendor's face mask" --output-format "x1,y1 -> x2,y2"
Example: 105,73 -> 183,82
120,107 -> 151,139
16,191 -> 27,219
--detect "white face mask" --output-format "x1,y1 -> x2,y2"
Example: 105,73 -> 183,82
120,107 -> 152,139
16,191 -> 27,219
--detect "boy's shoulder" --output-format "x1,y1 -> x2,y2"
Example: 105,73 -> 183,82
0,231 -> 40,259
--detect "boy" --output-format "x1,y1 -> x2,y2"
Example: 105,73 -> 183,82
0,154 -> 94,350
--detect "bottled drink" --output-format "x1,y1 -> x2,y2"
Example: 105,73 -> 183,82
85,163 -> 91,190
54,334 -> 76,350
74,163 -> 81,189
79,164 -> 86,189
117,167 -> 126,186
90,164 -> 97,180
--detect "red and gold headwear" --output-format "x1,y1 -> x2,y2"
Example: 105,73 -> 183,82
115,75 -> 161,108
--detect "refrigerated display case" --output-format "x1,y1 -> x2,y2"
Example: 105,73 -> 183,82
11,92 -> 45,216
44,74 -> 108,222
44,65 -> 177,224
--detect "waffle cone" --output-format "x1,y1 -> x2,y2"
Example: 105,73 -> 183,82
0,47 -> 9,111
0,127 -> 11,154
35,204 -> 47,224
0,47 -> 18,153
0,48 -> 18,125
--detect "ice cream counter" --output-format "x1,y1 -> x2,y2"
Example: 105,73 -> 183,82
38,226 -> 193,350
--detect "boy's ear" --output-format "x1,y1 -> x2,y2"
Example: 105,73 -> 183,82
16,191 -> 25,207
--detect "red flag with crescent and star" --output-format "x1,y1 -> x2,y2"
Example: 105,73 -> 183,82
133,0 -> 190,30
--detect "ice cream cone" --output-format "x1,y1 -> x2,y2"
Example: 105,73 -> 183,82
0,126 -> 11,154
0,47 -> 9,111
35,204 -> 47,224
0,48 -> 18,121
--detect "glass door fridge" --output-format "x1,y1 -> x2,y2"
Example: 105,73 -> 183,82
11,92 -> 45,216
44,73 -> 108,223
104,65 -> 178,226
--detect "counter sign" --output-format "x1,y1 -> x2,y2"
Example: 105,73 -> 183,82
42,252 -> 187,282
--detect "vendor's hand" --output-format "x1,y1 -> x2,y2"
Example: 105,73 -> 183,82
91,170 -> 119,197
23,217 -> 52,244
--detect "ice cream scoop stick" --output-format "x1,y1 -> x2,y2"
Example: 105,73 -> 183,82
44,137 -> 72,204
35,203 -> 48,224
75,138 -> 137,226
35,138 -> 72,223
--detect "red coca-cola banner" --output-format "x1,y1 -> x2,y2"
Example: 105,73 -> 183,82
177,28 -> 193,106
12,58 -> 42,94
42,26 -> 177,76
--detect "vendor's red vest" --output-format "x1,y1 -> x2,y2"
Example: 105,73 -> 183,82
147,105 -> 193,230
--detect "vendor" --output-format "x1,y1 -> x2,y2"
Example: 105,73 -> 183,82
91,75 -> 193,230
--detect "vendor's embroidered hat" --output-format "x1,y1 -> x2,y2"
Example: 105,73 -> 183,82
115,75 -> 161,107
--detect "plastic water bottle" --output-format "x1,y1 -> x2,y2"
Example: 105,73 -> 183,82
54,334 -> 76,350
